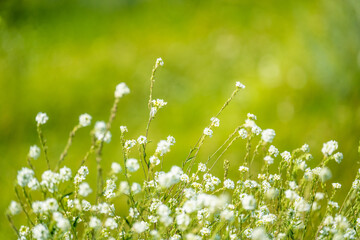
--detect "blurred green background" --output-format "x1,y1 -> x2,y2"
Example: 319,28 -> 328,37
1,0 -> 360,237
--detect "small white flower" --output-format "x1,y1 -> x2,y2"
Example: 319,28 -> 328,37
210,117 -> 220,127
131,182 -> 141,194
137,135 -> 147,144
120,125 -> 128,133
114,82 -> 130,98
319,167 -> 332,182
241,195 -> 256,210
132,221 -> 149,234
126,158 -> 140,173
17,167 -> 35,187
236,81 -> 245,89
322,140 -> 338,156
79,113 -> 92,127
29,145 -> 41,160
252,227 -> 269,240
150,156 -> 160,166
198,163 -> 207,172
224,179 -> 235,189
9,201 -> 21,215
264,156 -> 274,165
156,57 -> 164,67
203,128 -> 213,137
35,112 -> 49,125
105,217 -> 118,230
333,152 -> 343,164
32,224 -> 49,240
119,181 -> 130,194
89,217 -> 101,229
59,166 -> 72,182
261,129 -> 276,143
156,140 -> 171,156
239,166 -> 249,173
78,182 -> 92,197
111,162 -> 122,174
281,151 -> 291,162
301,143 -> 310,152
238,129 -> 248,139
332,183 -> 341,189
268,145 -> 279,157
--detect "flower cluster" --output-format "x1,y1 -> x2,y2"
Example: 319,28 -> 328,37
7,59 -> 360,240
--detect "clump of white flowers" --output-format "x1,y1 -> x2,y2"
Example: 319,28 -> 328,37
7,58 -> 359,240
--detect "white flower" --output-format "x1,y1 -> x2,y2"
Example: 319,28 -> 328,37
236,81 -> 245,89
119,181 -> 130,194
104,179 -> 116,199
28,178 -> 40,190
120,125 -> 128,133
44,198 -> 59,212
137,135 -> 147,144
131,183 -> 142,194
94,121 -> 112,143
200,227 -> 211,236
78,182 -> 92,197
126,158 -> 140,173
156,57 -> 164,67
239,166 -> 249,173
156,140 -> 171,156
285,190 -> 299,201
105,218 -> 118,230
17,167 -> 35,187
238,129 -> 248,139
203,128 -> 213,137
176,213 -> 190,230
111,162 -> 122,174
319,167 -> 332,182
32,224 -> 49,240
132,221 -> 149,234
198,163 -> 207,172
322,140 -> 338,156
79,113 -> 92,127
150,156 -> 160,166
41,170 -> 60,193
35,112 -> 48,125
268,145 -> 279,157
264,156 -> 274,165
332,183 -> 342,189
9,201 -> 21,215
261,129 -> 276,143
124,139 -> 137,149
301,143 -> 310,152
224,179 -> 235,189
281,151 -> 291,162
59,166 -> 72,182
333,152 -> 343,164
74,166 -> 89,184
252,227 -> 269,240
210,117 -> 220,127
241,195 -> 256,210
114,82 -> 130,98
29,145 -> 41,160
89,217 -> 101,229
294,198 -> 310,212
252,126 -> 262,135
167,135 -> 176,145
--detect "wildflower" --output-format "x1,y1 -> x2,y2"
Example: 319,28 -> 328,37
29,145 -> 41,160
150,156 -> 160,165
220,209 -> 234,221
79,113 -> 92,127
322,140 -> 338,156
105,218 -> 118,230
315,192 -> 325,200
158,166 -> 183,188
111,162 -> 122,174
124,139 -> 136,149
156,140 -> 171,156
239,166 -> 249,173
32,224 -> 49,240
261,129 -> 276,143
281,151 -> 291,162
224,179 -> 235,189
252,126 -> 262,135
9,201 -> 21,215
104,179 -> 116,199
35,112 -> 48,125
156,57 -> 164,67
319,167 -> 332,182
131,182 -> 141,194
114,82 -> 130,98
294,198 -> 310,212
264,155 -> 274,165
89,217 -> 101,229
176,213 -> 190,230
59,166 -> 72,182
241,195 -> 256,210
268,145 -> 279,157
137,135 -> 147,144
301,143 -> 310,152
238,129 -> 248,139
210,117 -> 220,127
78,182 -> 92,197
333,152 -> 343,164
332,183 -> 341,189
17,167 -> 35,187
200,227 -> 211,236
236,81 -> 245,89
126,158 -> 140,173
74,166 -> 89,184
120,125 -> 128,133
198,163 -> 207,172
132,221 -> 149,234
203,127 -> 213,137
252,227 -> 269,240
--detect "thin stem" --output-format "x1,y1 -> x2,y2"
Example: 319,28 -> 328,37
14,187 -> 34,226
6,214 -> 19,237
37,124 -> 50,169
56,124 -> 81,171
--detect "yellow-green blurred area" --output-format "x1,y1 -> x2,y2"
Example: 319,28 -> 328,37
1,0 -> 360,237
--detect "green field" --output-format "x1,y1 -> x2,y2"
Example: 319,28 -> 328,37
1,0 -> 360,238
